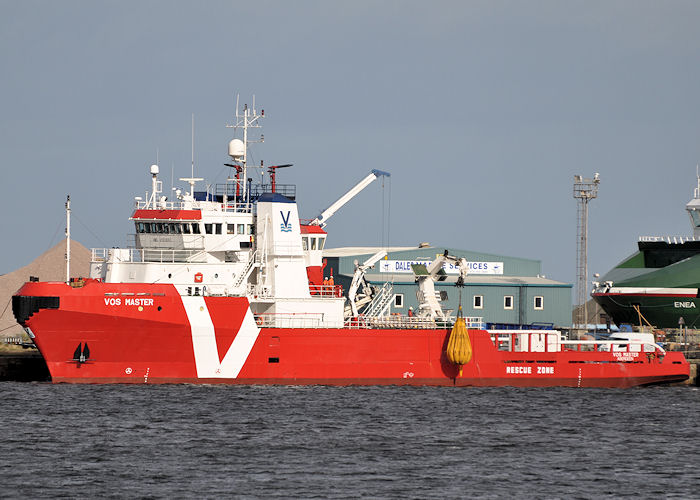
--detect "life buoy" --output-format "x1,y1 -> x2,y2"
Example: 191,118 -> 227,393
194,272 -> 203,283
256,316 -> 263,326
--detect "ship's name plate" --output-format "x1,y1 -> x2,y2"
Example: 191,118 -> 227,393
674,301 -> 696,308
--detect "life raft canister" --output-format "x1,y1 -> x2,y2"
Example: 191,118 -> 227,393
194,272 -> 203,283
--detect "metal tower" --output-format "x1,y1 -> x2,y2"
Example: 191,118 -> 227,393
573,173 -> 600,333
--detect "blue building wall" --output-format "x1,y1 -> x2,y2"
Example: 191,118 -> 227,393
324,246 -> 572,328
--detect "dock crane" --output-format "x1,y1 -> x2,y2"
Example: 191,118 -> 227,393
309,169 -> 390,227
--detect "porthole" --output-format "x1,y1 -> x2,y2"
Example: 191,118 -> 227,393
157,306 -> 162,311
168,273 -> 172,279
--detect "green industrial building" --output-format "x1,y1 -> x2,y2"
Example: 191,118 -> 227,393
323,244 -> 572,328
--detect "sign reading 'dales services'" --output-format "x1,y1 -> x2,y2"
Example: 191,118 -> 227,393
379,260 -> 504,275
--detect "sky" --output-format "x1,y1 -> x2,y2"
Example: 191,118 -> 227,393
2,0 -> 700,292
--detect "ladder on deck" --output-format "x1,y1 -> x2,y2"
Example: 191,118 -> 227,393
364,282 -> 394,318
234,253 -> 259,289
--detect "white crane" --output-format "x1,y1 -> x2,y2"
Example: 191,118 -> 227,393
309,169 -> 390,227
346,250 -> 388,317
412,250 -> 469,320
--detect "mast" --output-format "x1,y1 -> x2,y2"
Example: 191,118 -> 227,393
573,173 -> 600,336
65,195 -> 71,284
226,96 -> 264,201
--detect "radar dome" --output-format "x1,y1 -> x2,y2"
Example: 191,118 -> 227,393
228,139 -> 245,159
150,164 -> 159,175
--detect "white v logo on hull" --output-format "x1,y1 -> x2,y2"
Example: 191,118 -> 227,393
182,296 -> 260,378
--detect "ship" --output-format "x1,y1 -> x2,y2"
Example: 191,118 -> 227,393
592,173 -> 700,329
12,99 -> 689,386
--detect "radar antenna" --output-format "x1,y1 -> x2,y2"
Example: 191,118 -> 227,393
226,95 -> 264,201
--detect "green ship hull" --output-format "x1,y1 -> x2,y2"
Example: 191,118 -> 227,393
592,240 -> 700,328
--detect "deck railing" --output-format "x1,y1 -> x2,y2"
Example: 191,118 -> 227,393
639,235 -> 699,244
91,248 -> 208,264
488,331 -> 666,355
135,200 -> 254,213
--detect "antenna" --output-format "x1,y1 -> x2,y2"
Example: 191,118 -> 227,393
226,95 -> 264,201
65,195 -> 71,284
573,173 -> 601,337
191,113 -> 195,179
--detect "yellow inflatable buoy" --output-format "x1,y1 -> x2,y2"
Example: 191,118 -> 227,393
446,307 -> 472,376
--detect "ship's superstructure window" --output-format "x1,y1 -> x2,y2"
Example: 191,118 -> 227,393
205,223 -> 213,234
182,223 -> 191,234
227,224 -> 235,235
474,295 -> 483,309
237,224 -> 245,234
215,223 -> 222,235
302,237 -> 309,251
248,224 -> 254,234
504,295 -> 513,310
192,223 -> 201,234
394,294 -> 404,308
534,296 -> 544,310
318,237 -> 325,250
691,210 -> 700,228
311,238 -> 317,250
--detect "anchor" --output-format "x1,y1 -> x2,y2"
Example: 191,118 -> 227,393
71,342 -> 91,366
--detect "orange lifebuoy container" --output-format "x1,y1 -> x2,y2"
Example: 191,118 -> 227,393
194,272 -> 203,283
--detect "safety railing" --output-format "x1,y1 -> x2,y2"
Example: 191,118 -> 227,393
308,284 -> 343,297
91,248 -> 208,264
639,235 -> 699,244
488,331 -> 667,356
254,313 -> 328,329
135,199 -> 254,213
343,315 -> 484,330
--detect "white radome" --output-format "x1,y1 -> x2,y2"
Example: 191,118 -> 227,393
228,139 -> 245,159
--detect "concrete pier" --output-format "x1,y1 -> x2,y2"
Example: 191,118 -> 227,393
0,351 -> 50,382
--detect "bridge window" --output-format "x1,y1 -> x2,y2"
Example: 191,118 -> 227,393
691,210 -> 700,228
534,296 -> 544,310
311,238 -> 317,250
157,223 -> 165,234
302,237 -> 309,251
473,295 -> 483,309
318,237 -> 325,250
192,224 -> 201,234
182,223 -> 191,234
504,295 -> 513,310
136,222 -> 146,233
227,224 -> 235,235
205,223 -> 213,234
215,223 -> 222,235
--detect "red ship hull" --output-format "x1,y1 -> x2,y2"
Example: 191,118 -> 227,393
13,281 -> 690,387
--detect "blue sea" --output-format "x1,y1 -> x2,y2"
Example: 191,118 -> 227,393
0,384 -> 698,499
